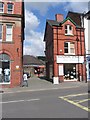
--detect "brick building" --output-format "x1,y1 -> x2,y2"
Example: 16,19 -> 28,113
44,12 -> 86,84
0,0 -> 25,87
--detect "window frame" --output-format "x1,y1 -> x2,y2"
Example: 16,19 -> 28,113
65,25 -> 73,35
64,42 -> 75,55
7,3 -> 13,14
0,24 -> 3,41
6,24 -> 13,42
0,2 -> 4,13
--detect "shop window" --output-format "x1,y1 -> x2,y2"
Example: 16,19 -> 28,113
6,24 -> 13,42
7,3 -> 13,14
0,24 -> 2,41
65,25 -> 73,35
64,42 -> 75,55
0,2 -> 4,13
0,54 -> 10,83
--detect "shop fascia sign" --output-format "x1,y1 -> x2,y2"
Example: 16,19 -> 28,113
57,55 -> 84,63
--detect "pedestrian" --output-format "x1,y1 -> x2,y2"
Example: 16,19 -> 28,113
22,73 -> 28,87
37,68 -> 40,77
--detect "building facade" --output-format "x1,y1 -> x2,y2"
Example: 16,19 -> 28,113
0,0 -> 25,87
44,12 -> 86,84
84,10 -> 90,81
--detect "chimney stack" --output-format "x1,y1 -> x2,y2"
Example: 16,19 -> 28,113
55,14 -> 64,22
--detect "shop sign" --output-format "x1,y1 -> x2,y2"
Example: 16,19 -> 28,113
57,56 -> 84,63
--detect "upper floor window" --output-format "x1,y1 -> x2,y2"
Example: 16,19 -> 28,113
6,24 -> 13,42
64,42 -> 75,55
0,24 -> 2,41
65,25 -> 73,35
7,3 -> 13,14
0,2 -> 4,13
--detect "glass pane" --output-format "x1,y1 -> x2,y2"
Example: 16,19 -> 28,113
70,43 -> 74,48
69,25 -> 72,30
6,25 -> 12,41
70,48 -> 74,53
8,3 -> 13,9
64,42 -> 68,47
65,49 -> 68,53
8,3 -> 13,13
0,3 -> 3,7
0,3 -> 3,12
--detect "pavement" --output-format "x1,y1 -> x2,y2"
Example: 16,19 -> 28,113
0,76 -> 89,93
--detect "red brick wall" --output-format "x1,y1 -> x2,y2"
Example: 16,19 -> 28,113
45,18 -> 86,82
0,0 -> 24,87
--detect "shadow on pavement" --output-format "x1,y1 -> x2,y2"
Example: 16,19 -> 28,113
39,76 -> 53,83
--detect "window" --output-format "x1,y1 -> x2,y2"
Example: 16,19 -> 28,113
0,2 -> 4,13
65,25 -> 73,35
64,42 -> 75,54
0,24 -> 2,41
7,3 -> 13,13
6,25 -> 13,41
0,54 -> 10,83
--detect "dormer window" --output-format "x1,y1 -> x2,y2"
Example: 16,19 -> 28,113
7,3 -> 13,14
0,2 -> 4,13
65,25 -> 73,35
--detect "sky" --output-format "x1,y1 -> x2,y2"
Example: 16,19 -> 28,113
23,1 -> 89,57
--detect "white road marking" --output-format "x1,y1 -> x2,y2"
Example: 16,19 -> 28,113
0,98 -> 40,104
1,85 -> 84,94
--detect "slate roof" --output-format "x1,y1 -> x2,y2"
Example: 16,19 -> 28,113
66,11 -> 83,27
85,11 -> 90,20
46,19 -> 60,26
23,55 -> 45,66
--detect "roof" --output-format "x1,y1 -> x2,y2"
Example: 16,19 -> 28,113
85,11 -> 90,20
66,11 -> 83,26
46,19 -> 60,26
47,13 -> 82,28
23,55 -> 45,66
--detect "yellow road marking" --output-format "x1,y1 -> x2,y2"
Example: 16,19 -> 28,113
60,93 -> 88,98
59,93 -> 89,112
76,99 -> 90,104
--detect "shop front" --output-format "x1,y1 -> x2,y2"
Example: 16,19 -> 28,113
57,55 -> 84,81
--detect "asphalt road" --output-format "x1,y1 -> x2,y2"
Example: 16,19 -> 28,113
1,85 -> 89,118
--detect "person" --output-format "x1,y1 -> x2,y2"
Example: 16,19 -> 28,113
37,68 -> 40,77
23,73 -> 28,87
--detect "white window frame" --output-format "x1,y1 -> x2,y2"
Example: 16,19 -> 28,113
64,42 -> 75,55
7,3 -> 13,14
0,24 -> 3,41
65,25 -> 73,35
0,2 -> 4,13
6,24 -> 13,42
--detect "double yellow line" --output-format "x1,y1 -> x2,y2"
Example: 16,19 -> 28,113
59,93 -> 90,112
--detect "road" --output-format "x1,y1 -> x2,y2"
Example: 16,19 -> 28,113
1,84 -> 89,118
